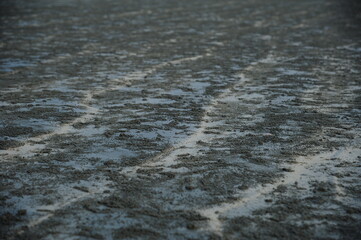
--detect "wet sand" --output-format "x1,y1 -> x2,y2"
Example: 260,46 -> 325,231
1,0 -> 361,239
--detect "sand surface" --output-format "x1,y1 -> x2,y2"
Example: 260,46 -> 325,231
1,0 -> 360,239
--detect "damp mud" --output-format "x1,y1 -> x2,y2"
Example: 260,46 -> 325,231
1,0 -> 360,239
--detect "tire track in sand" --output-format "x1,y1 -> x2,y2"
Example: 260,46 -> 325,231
197,145 -> 361,235
120,53 -> 275,176
11,52 -> 213,235
1,53 -> 210,161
